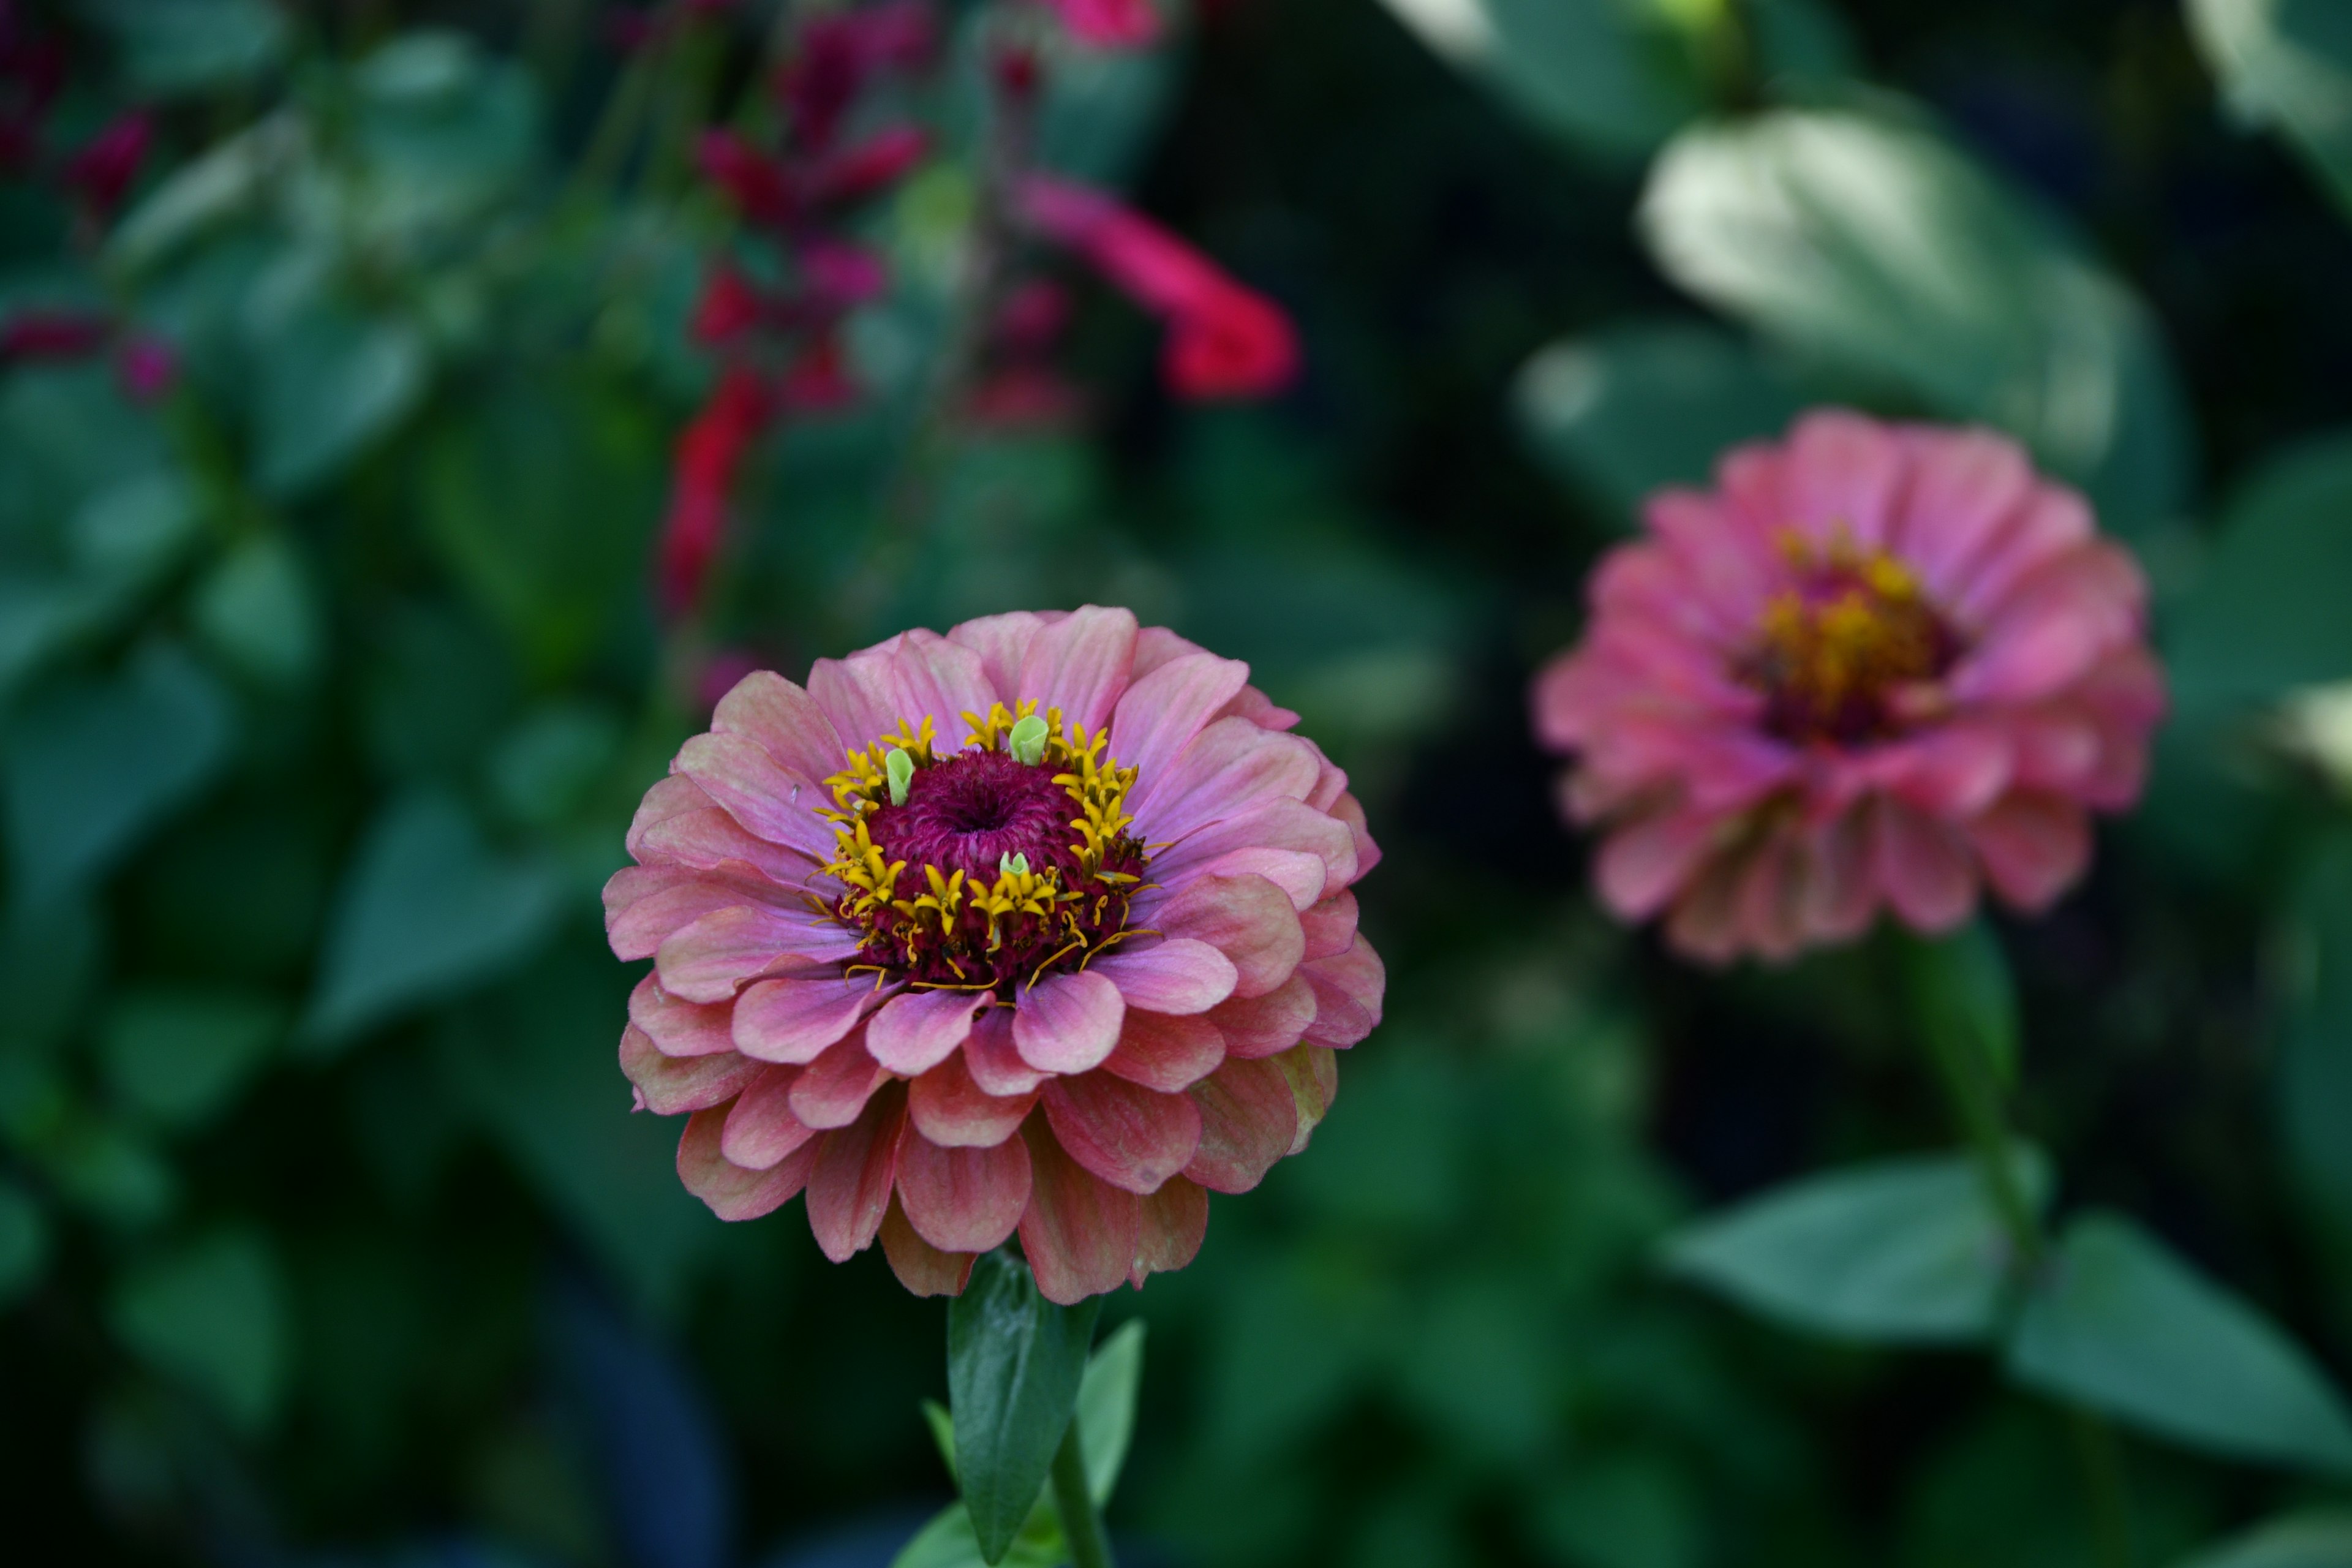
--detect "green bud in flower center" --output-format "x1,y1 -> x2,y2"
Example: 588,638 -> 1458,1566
1008,713 -> 1049,766
885,747 -> 916,805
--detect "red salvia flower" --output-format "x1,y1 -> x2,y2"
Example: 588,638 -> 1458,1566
1043,0 -> 1161,50
657,368 -> 772,619
62,110 -> 149,217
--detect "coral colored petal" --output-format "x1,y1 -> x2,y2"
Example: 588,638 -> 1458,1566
805,1085 -> 908,1262
674,733 -> 837,861
1090,937 -> 1238,1016
732,973 -> 884,1063
1183,1057 -> 1298,1194
1104,1010 -> 1226,1092
897,1131 -> 1033,1253
1044,1072 -> 1204,1194
1109,651 -> 1251,786
1130,1176 -> 1209,1288
1017,605 -> 1139,736
865,988 -> 986,1074
1299,936 -> 1384,1049
789,1028 -> 894,1129
1970,791 -> 2092,911
1019,1120 -> 1144,1305
1207,975 -> 1316,1060
628,974 -> 736,1057
720,1065 -> 818,1169
908,1049 -> 1038,1147
656,904 -> 863,1003
678,1106 -> 821,1221
963,1005 -> 1047,1096
881,1199 -> 975,1297
1870,797 -> 1978,933
1153,872 -> 1305,998
1012,968 -> 1126,1074
1300,891 -> 1359,962
712,670 -> 849,791
621,1025 -> 763,1114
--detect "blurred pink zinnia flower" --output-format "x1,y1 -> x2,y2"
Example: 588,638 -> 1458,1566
1532,410 -> 2165,964
607,607 -> 1384,1303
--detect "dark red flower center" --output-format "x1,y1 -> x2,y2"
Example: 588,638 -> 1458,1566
1741,536 -> 1963,745
867,748 -> 1084,885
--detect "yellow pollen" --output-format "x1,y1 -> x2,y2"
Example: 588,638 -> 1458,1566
1747,529 -> 1952,742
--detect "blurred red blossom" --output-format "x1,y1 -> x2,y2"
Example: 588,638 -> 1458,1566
658,368 -> 771,619
0,308 -> 108,361
1015,173 -> 1298,400
1044,0 -> 1161,49
115,333 -> 176,402
62,110 -> 149,217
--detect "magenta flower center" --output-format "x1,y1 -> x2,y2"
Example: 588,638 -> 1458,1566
1740,534 -> 1962,744
868,748 -> 1088,884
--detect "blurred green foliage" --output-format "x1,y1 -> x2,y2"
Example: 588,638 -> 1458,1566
9,0 -> 2352,1566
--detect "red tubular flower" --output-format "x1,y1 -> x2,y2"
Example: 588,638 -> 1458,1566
62,110 -> 149,217
657,368 -> 771,619
1015,173 -> 1298,401
0,308 -> 109,361
698,131 -> 802,228
778,0 -> 937,151
805,126 -> 930,208
1532,410 -> 2166,964
1044,0 -> 1161,49
690,265 -> 765,347
606,607 -> 1384,1303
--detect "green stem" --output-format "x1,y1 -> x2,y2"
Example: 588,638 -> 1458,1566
1050,1419 -> 1117,1568
1916,949 -> 2133,1568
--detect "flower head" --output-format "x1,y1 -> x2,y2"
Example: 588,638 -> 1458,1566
608,607 -> 1384,1303
1533,410 -> 2165,963
1042,0 -> 1161,50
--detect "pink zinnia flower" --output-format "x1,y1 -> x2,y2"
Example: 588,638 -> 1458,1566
1015,174 -> 1300,402
1532,411 -> 2165,964
606,607 -> 1384,1303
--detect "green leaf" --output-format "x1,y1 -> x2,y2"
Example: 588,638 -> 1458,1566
1638,104 -> 2192,539
2177,1510 -> 2352,1567
254,304 -> 429,499
1515,319 -> 1805,530
109,1227 -> 287,1433
891,1501 -> 1067,1568
2282,831 -> 2352,1214
302,793 -> 562,1047
1377,0 -> 1710,162
0,1178 -> 48,1308
1663,1147 -> 2049,1343
2005,1212 -> 2352,1472
1899,919 -> 2021,1089
97,986 -> 285,1131
3,643 -> 235,904
1077,1319 -> 1145,1504
192,534 -> 322,688
77,0 -> 290,96
949,1250 -> 1102,1564
2168,431 -> 2352,720
2188,0 -> 2352,214
69,470 -> 202,590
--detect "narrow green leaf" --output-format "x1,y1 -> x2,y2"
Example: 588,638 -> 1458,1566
1664,1147 -> 2049,1344
1078,1319 -> 1146,1504
948,1251 -> 1101,1564
2006,1212 -> 2352,1472
109,1227 -> 288,1433
2177,1510 -> 2352,1567
1901,919 -> 2021,1088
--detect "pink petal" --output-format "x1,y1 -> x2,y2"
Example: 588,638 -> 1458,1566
655,903 -> 864,1003
789,1028 -> 894,1129
1275,1041 -> 1340,1154
1950,484 -> 2094,625
1090,937 -> 1237,1016
897,1130 -> 1033,1253
1327,790 -> 1381,881
882,629 -> 999,749
1129,1175 -> 1208,1288
1969,790 -> 2092,911
1891,426 -> 2034,596
720,1065 -> 818,1169
808,648 -> 914,755
1016,605 -> 1138,736
674,732 -> 837,861
1127,718 -> 1320,843
1298,935 -> 1384,1049
1104,1010 -> 1226,1092
678,1106 -> 821,1221
1044,1072 -> 1204,1194
1646,489 -> 1778,632
633,806 -> 813,885
1183,1058 -> 1298,1194
1595,807 -> 1730,921
1732,827 -> 1806,963
1868,723 -> 2013,818
1148,797 -> 1355,905
1300,891 -> 1358,962
864,988 -> 986,1075
626,775 -> 715,863
1207,975 -> 1315,1060
1128,625 -> 1208,684
1152,872 -> 1305,999
1869,797 -> 1978,933
628,974 -> 736,1057
1665,853 -> 1746,965
963,1005 -> 1047,1096
712,670 -> 849,790
881,1199 -> 976,1297
908,1049 -> 1038,1147
1948,542 -> 2146,706
1781,409 -> 1905,549
1012,968 -> 1126,1074
946,609 -> 1048,699
1019,1120 -> 1144,1305
1107,650 -> 1250,785
620,1024 -> 763,1114
732,973 -> 884,1063
1794,809 -> 1876,944
805,1085 -> 908,1262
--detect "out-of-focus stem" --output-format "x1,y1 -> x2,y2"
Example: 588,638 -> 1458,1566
1050,1419 -> 1117,1568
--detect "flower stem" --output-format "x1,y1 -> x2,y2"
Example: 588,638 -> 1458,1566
1050,1418 -> 1117,1568
1917,949 -> 2135,1568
